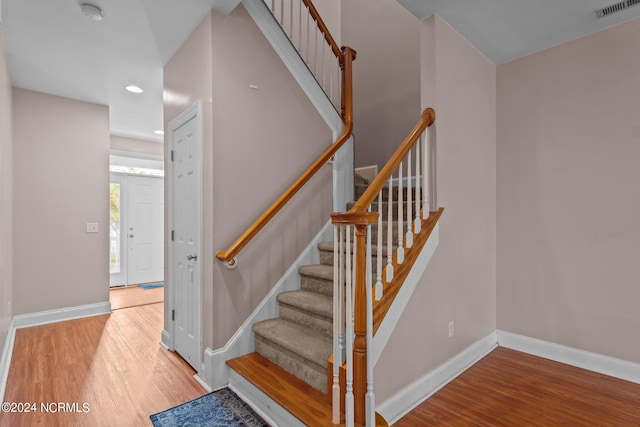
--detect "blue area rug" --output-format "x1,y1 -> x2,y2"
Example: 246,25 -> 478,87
139,281 -> 164,290
150,388 -> 268,427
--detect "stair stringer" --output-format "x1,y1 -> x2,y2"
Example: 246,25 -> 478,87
372,222 -> 440,365
203,220 -> 333,391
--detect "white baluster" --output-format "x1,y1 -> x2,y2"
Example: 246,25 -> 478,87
385,176 -> 394,282
397,164 -> 405,264
332,225 -> 340,424
414,138 -> 422,233
366,206 -> 373,302
345,225 -> 354,427
405,149 -> 413,248
289,0 -> 293,38
423,132 -> 430,219
429,125 -> 437,213
375,190 -> 383,300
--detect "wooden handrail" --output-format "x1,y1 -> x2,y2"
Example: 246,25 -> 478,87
300,0 -> 343,63
355,107 -> 434,214
216,47 -> 356,265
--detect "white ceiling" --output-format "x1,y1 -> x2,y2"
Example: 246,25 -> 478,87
398,0 -> 640,63
2,0 -> 640,143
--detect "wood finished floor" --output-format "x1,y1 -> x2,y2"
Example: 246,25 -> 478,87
109,284 -> 164,310
396,346 -> 640,426
1,303 -> 205,427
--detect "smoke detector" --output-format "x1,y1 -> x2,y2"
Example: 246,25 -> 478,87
80,3 -> 104,21
596,0 -> 640,18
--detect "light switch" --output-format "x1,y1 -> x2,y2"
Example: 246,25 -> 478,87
86,223 -> 99,233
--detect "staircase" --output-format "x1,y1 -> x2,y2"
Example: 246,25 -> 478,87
217,0 -> 442,425
227,174 -> 391,426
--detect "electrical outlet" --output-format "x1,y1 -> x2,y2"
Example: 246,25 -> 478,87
448,321 -> 455,338
86,223 -> 99,233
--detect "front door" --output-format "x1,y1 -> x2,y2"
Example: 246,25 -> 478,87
170,102 -> 202,371
127,175 -> 164,285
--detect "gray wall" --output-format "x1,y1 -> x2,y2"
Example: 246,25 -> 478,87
341,0 -> 421,169
13,89 -> 110,315
497,17 -> 640,364
164,6 -> 333,350
375,14 -> 497,403
0,33 -> 13,354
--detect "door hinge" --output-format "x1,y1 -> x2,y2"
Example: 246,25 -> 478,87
172,309 -> 175,321
171,230 -> 174,241
171,150 -> 174,161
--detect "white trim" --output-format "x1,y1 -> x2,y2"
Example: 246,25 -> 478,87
194,373 -> 213,393
0,319 -> 16,402
13,302 -> 112,329
497,330 -> 640,385
109,149 -> 164,162
372,223 -> 439,364
228,368 -> 304,427
203,221 -> 333,390
377,331 -> 498,424
241,0 -> 342,134
160,329 -> 172,351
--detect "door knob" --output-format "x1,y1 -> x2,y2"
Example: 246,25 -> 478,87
187,254 -> 198,261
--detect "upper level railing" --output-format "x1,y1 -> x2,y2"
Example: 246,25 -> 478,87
215,0 -> 355,267
330,108 -> 439,426
266,0 -> 344,111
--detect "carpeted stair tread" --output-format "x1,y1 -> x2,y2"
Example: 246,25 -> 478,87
277,290 -> 332,319
298,264 -> 334,281
253,318 -> 332,369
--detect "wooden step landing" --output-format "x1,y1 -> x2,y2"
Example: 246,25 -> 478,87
227,353 -> 388,427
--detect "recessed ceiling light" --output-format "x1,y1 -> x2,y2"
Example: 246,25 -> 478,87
125,85 -> 144,94
80,3 -> 104,21
154,130 -> 164,135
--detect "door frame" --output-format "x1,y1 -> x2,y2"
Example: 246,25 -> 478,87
167,101 -> 203,374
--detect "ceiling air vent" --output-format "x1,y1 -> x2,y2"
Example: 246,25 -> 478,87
596,0 -> 640,18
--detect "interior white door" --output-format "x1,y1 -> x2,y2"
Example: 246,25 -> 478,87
170,103 -> 201,371
127,175 -> 164,285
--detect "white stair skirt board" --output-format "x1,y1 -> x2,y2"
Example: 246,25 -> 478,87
0,319 -> 16,402
372,223 -> 440,365
229,368 -> 304,427
13,302 -> 112,329
202,221 -> 334,390
497,330 -> 640,385
332,135 -> 354,212
241,0 -> 342,134
378,331 -> 498,425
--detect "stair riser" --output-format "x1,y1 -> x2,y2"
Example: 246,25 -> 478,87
300,274 -> 333,298
255,335 -> 327,393
279,304 -> 332,338
319,250 -> 389,269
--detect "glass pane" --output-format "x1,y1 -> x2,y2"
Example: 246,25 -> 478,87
110,183 -> 121,274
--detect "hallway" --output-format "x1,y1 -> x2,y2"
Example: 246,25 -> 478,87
0,303 -> 205,426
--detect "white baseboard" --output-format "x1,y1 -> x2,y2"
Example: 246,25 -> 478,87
13,301 -> 112,329
202,221 -> 333,390
160,329 -> 172,351
497,330 -> 640,385
0,318 -> 16,402
378,331 -> 498,424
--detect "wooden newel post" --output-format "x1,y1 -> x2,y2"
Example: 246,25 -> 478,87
353,222 -> 368,425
